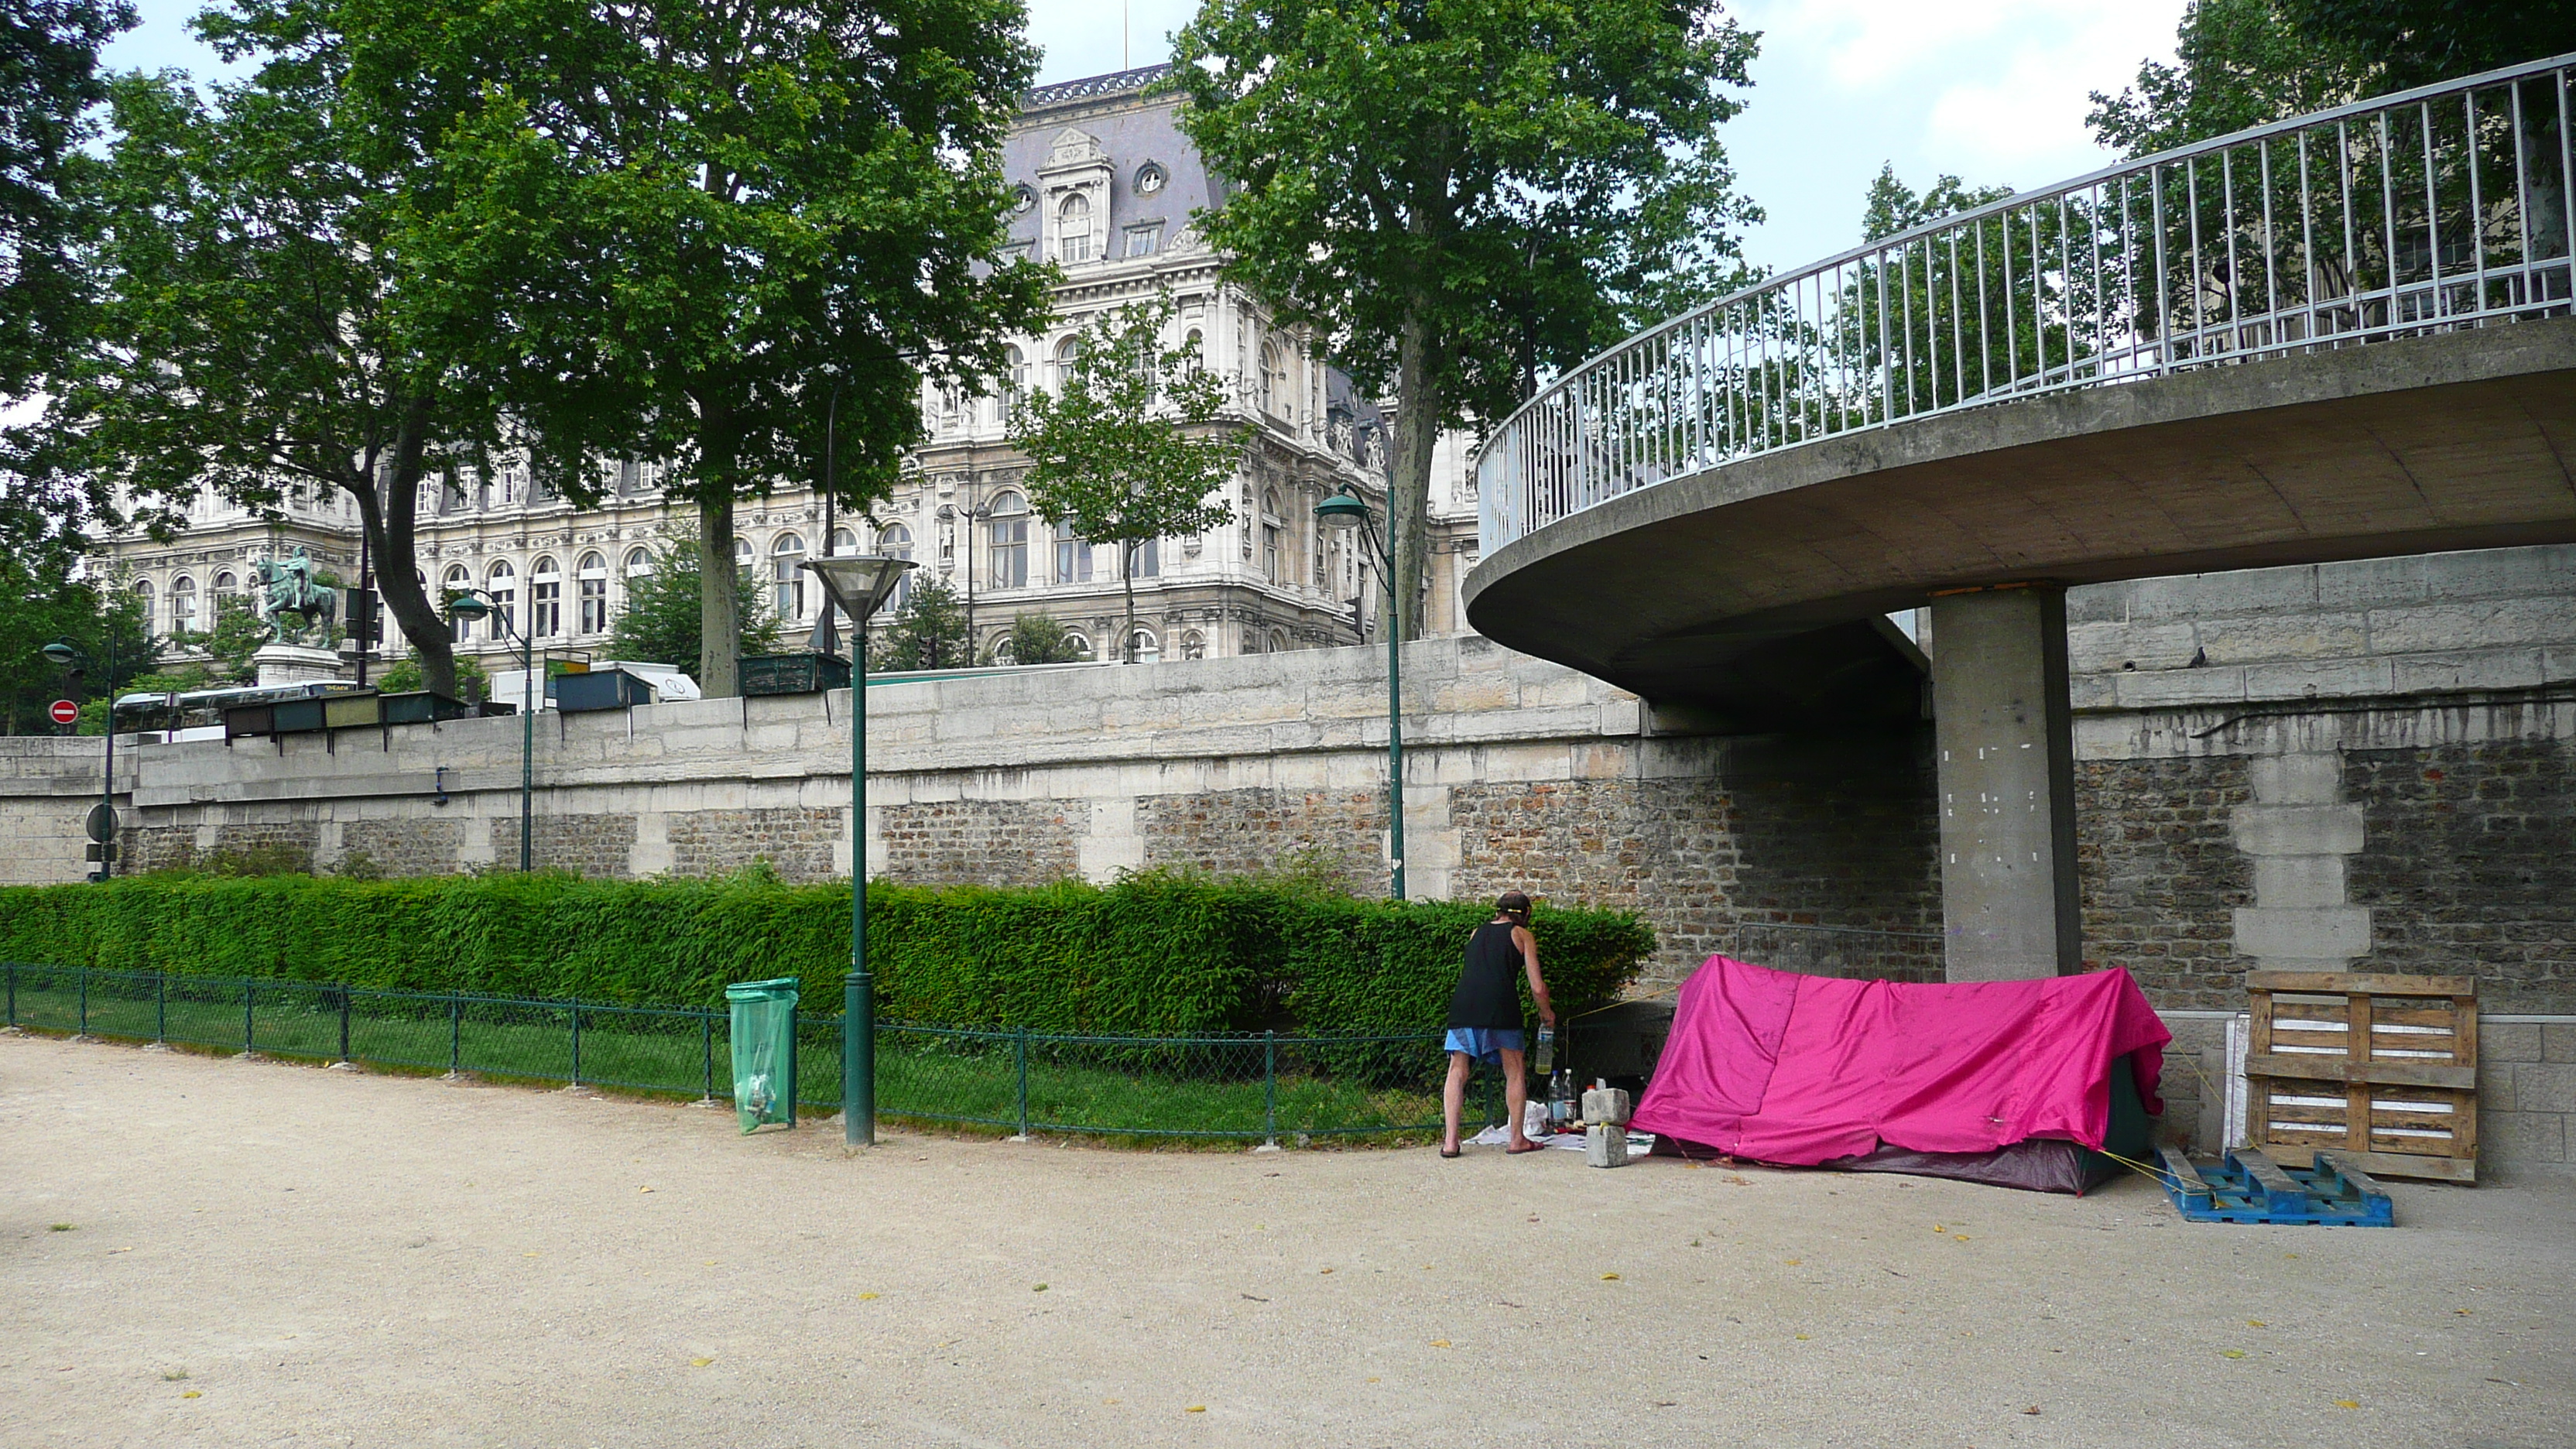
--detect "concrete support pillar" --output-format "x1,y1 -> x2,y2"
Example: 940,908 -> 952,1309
1930,585 -> 2081,981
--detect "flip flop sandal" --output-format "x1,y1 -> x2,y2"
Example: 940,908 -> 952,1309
1439,1147 -> 1462,1159
1506,1143 -> 1546,1155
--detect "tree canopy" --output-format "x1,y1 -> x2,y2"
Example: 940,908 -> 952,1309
608,535 -> 783,674
992,612 -> 1088,665
339,0 -> 1053,697
0,0 -> 130,402
1007,296 -> 1237,662
1170,0 -> 1761,634
870,577 -> 971,672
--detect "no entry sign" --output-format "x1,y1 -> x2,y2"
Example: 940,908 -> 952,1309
49,698 -> 77,726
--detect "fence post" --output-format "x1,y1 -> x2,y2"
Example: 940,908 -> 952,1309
77,966 -> 88,1036
1262,1029 -> 1279,1150
783,1006 -> 796,1128
1012,1027 -> 1030,1141
337,987 -> 351,1064
5,961 -> 13,1026
242,979 -> 253,1054
701,1011 -> 715,1102
569,1002 -> 582,1087
154,971 -> 165,1043
448,992 -> 461,1077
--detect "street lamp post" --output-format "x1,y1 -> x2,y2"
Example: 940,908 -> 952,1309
1314,486 -> 1405,901
43,637 -> 116,881
803,553 -> 920,1146
440,590 -> 535,872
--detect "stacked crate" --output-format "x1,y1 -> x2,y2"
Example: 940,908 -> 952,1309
2243,971 -> 2478,1184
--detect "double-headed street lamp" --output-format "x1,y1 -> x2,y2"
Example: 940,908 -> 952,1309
1314,485 -> 1406,901
440,590 -> 535,873
802,553 -> 919,1146
43,638 -> 117,881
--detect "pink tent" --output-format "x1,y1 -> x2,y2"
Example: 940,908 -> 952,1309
1629,957 -> 2170,1194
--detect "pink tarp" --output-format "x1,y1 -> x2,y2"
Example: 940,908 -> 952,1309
1629,957 -> 2170,1164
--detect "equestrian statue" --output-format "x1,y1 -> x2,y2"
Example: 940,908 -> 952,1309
255,549 -> 338,646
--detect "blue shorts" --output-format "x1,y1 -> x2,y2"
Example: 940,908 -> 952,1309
1444,1027 -> 1526,1066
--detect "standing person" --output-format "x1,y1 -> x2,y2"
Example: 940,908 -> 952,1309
1440,891 -> 1555,1157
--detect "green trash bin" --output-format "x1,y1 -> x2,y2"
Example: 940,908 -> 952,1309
726,978 -> 800,1133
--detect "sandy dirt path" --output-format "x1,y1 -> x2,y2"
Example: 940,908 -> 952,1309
2,1031 -> 2567,1448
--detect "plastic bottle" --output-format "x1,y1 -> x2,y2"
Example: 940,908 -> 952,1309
1533,1025 -> 1555,1075
1550,1069 -> 1577,1129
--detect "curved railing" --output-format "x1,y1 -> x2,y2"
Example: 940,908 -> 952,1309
1476,53 -> 2576,554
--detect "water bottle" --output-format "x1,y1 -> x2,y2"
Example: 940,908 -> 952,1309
1533,1025 -> 1556,1075
1549,1069 -> 1576,1129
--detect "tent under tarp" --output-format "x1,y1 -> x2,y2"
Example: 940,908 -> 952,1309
1629,957 -> 2170,1195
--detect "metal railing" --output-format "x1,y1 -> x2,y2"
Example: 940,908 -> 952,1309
1477,54 -> 2576,553
0,963 -> 1485,1144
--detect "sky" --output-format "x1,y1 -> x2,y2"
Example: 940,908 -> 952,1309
104,0 -> 2190,276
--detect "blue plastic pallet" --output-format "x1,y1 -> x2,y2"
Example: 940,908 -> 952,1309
2155,1146 -> 2395,1227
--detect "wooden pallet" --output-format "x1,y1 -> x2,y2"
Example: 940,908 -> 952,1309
2156,1146 -> 2396,1226
2245,971 -> 2477,1184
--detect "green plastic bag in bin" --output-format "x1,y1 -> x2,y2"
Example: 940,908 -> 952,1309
726,978 -> 800,1133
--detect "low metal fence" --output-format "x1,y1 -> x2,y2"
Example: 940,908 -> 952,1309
1,963 -> 1481,1143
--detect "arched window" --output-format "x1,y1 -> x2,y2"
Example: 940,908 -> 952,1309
1057,192 -> 1091,262
1183,328 -> 1205,372
1127,628 -> 1160,664
1262,488 -> 1284,584
733,536 -> 753,569
827,526 -> 856,557
625,546 -> 651,577
577,551 -> 609,634
170,576 -> 197,635
1004,344 -> 1028,419
132,581 -> 153,636
1051,334 -> 1081,391
1063,630 -> 1091,659
986,492 -> 1028,589
1257,340 -> 1282,415
443,565 -> 471,642
530,556 -> 562,636
1053,519 -> 1091,584
989,634 -> 1016,665
485,559 -> 517,639
1180,630 -> 1205,661
1269,627 -> 1291,654
879,523 -> 914,608
211,570 -> 238,619
772,533 -> 805,618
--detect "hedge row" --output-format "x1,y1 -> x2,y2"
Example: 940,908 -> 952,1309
0,871 -> 1652,1039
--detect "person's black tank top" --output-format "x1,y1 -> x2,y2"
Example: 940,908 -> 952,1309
1447,921 -> 1525,1030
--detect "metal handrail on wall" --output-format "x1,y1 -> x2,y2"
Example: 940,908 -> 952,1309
1475,54 -> 2576,554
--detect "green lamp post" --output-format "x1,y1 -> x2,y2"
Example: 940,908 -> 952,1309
802,553 -> 919,1146
1314,485 -> 1405,901
440,590 -> 535,872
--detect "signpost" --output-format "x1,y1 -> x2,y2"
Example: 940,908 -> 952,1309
49,699 -> 77,727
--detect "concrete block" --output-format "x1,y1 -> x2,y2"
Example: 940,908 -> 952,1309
2480,1108 -> 2566,1166
2312,553 -> 2430,608
2239,657 -> 2396,702
2198,611 -> 2369,665
2511,1064 -> 2576,1115
2251,855 -> 2348,908
2246,753 -> 2343,806
2230,803 -> 2364,856
2113,666 -> 2248,709
2482,1021 -> 2543,1064
2232,906 -> 2371,961
2481,1060 -> 2518,1112
2369,598 -> 2576,653
2546,1023 -> 2576,1064
2067,620 -> 2199,672
1582,1086 -> 1632,1126
1584,1122 -> 1629,1167
2388,649 -> 2546,694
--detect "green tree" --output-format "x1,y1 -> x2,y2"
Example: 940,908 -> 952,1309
2088,0 -> 2576,158
373,647 -> 491,702
608,536 -> 783,675
46,9 -> 501,701
0,0 -> 131,402
990,613 -> 1089,666
870,578 -> 971,672
1007,298 -> 1237,662
1170,0 -> 1761,633
341,0 -> 1054,698
0,557 -> 151,733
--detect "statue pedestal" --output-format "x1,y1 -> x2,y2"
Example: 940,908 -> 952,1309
252,643 -> 347,688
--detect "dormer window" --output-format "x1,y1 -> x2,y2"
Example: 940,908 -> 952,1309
1134,163 -> 1166,195
1057,194 -> 1092,262
1125,224 -> 1162,259
1012,185 -> 1036,214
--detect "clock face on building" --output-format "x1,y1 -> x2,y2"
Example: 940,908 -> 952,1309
1134,163 -> 1166,196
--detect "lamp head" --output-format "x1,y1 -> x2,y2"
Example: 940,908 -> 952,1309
444,591 -> 492,622
804,555 -> 918,622
1314,491 -> 1370,530
42,641 -> 82,667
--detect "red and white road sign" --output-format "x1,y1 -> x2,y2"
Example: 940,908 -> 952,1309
49,699 -> 78,726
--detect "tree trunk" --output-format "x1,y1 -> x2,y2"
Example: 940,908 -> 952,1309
695,488 -> 741,698
1389,303 -> 1441,640
359,396 -> 461,700
1121,542 -> 1138,663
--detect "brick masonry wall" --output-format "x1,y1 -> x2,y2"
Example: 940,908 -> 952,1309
877,800 -> 1080,887
2343,740 -> 2576,1012
2077,756 -> 2255,1009
337,818 -> 469,876
1136,788 -> 1384,892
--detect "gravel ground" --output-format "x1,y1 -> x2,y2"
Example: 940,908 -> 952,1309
2,1030 -> 2568,1449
